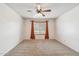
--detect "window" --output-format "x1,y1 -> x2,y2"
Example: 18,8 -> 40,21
34,21 -> 46,35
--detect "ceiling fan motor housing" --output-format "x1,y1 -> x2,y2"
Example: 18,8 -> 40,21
36,9 -> 42,13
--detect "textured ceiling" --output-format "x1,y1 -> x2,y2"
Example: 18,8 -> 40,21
6,3 -> 79,18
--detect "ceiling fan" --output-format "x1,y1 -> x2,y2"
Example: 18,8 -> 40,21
27,3 -> 51,16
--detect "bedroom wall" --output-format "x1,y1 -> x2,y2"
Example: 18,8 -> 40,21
24,18 -> 55,40
0,4 -> 24,55
56,5 -> 79,52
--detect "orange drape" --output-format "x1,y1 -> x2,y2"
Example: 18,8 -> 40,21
30,20 -> 35,39
45,21 -> 49,39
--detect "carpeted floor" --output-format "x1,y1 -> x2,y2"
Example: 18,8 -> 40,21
5,39 -> 79,56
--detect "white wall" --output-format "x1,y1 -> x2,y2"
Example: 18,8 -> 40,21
24,20 -> 31,40
56,5 -> 79,52
48,20 -> 55,39
24,19 -> 55,40
0,4 -> 24,55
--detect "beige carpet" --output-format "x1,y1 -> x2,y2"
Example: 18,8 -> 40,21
5,39 -> 79,56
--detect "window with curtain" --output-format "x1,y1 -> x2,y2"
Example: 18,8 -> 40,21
34,22 -> 46,35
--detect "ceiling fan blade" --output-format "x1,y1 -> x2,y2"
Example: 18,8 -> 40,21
40,12 -> 45,16
42,9 -> 51,12
27,10 -> 32,12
